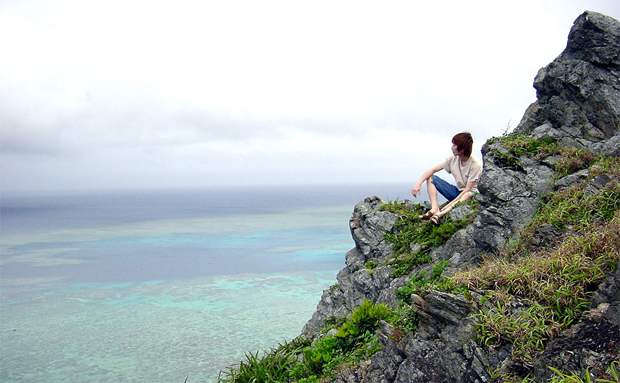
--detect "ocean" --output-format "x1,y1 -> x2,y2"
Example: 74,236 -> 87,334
0,183 -> 412,383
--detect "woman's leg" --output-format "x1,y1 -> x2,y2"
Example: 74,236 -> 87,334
429,177 -> 474,224
430,175 -> 460,201
434,190 -> 475,220
426,176 -> 441,213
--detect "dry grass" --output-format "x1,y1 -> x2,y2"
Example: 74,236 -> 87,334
453,214 -> 620,366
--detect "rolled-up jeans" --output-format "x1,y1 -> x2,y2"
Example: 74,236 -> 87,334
431,174 -> 473,202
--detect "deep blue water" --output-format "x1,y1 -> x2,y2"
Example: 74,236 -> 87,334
0,183 -> 412,383
1,183 -> 413,234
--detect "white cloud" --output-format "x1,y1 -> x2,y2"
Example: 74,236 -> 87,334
1,0 -> 619,194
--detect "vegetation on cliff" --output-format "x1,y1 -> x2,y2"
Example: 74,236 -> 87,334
210,9 -> 620,381
436,139 -> 620,381
217,136 -> 619,383
218,300 -> 391,383
380,199 -> 478,277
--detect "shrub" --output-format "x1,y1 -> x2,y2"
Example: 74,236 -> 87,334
291,300 -> 387,381
336,300 -> 389,340
220,300 -> 389,383
489,134 -> 559,171
218,337 -> 310,383
395,260 -> 449,304
381,201 -> 476,277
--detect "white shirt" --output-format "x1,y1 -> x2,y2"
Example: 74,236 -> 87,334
441,155 -> 483,192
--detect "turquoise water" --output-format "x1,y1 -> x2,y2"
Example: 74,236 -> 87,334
1,271 -> 342,382
0,184 -> 410,382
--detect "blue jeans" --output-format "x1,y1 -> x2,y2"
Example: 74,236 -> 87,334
431,175 -> 465,202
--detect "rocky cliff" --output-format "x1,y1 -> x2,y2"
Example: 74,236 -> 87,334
302,11 -> 620,383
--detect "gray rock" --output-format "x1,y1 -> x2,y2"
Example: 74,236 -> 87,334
565,11 -> 620,66
300,11 -> 620,383
591,264 -> 620,316
303,197 -> 407,335
473,145 -> 555,253
531,123 -> 563,141
517,11 -> 620,147
528,223 -> 562,250
531,299 -> 620,382
591,173 -> 615,189
590,132 -> 620,155
448,204 -> 473,222
555,169 -> 590,190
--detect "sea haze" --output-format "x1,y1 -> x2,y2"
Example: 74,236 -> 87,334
0,183 -> 412,383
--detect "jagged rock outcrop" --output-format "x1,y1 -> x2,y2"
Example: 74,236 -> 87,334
475,10 -> 620,254
302,10 -> 620,383
518,11 -> 620,152
303,196 -> 404,335
335,291 -> 488,383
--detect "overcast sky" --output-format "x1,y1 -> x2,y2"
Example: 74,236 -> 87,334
1,0 -> 619,195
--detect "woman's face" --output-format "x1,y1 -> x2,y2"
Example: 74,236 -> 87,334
451,144 -> 460,156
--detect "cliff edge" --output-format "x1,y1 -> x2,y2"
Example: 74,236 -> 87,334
302,11 -> 620,383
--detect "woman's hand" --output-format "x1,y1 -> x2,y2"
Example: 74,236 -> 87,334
412,164 -> 442,198
411,183 -> 422,197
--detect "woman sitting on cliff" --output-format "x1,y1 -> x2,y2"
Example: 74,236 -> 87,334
411,132 -> 482,225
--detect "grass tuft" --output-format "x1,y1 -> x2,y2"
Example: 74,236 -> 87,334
435,152 -> 620,377
453,212 -> 620,369
218,300 -> 389,383
506,156 -> 620,258
381,200 -> 477,277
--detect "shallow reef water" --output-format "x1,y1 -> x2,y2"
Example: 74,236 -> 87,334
2,270 -> 341,382
1,185 -> 410,382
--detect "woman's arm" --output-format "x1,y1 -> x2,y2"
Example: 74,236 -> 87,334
412,164 -> 444,197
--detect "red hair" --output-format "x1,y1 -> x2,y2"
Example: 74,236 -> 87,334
452,132 -> 473,157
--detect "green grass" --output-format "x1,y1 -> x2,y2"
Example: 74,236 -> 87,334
381,200 -> 477,277
395,260 -> 450,304
487,134 -> 559,172
551,146 -> 597,179
408,141 -> 620,380
443,154 -> 620,376
450,211 -> 620,370
492,134 -> 558,158
487,134 -> 598,179
493,361 -> 620,383
506,156 -> 620,258
547,361 -> 620,383
218,300 -> 389,383
217,136 -> 619,383
365,261 -> 378,271
389,260 -> 454,333
218,337 -> 311,383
